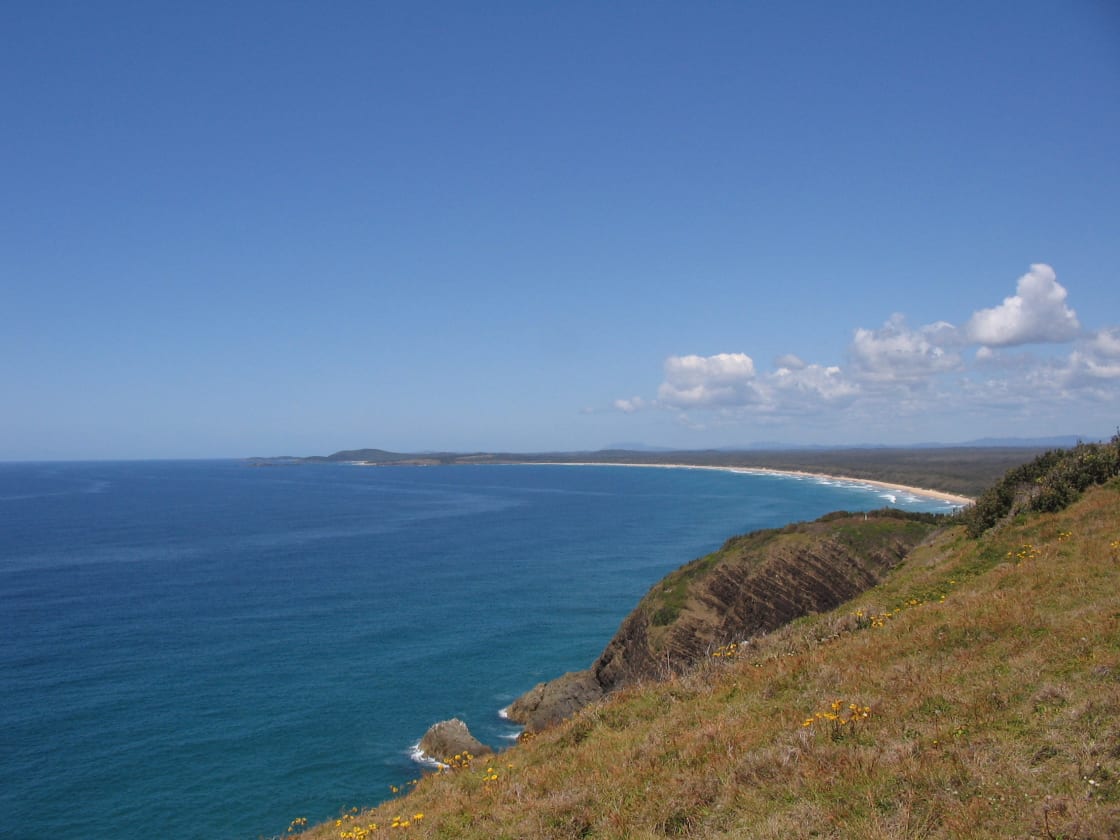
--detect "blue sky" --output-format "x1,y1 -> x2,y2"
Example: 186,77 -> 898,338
3,2 -> 1118,459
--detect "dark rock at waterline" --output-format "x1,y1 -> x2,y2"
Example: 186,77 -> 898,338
417,718 -> 492,762
505,670 -> 604,732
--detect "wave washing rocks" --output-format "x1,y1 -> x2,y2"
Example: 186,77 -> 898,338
416,718 -> 493,764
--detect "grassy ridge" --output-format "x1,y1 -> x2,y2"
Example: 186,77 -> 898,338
286,451 -> 1120,839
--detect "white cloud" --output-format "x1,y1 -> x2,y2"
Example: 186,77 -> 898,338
665,353 -> 757,384
1065,352 -> 1120,382
964,263 -> 1080,347
1088,327 -> 1120,360
849,314 -> 960,382
1061,327 -> 1120,385
652,353 -> 859,415
970,345 -> 1041,371
656,353 -> 760,408
612,264 -> 1116,440
769,363 -> 859,403
613,396 -> 646,413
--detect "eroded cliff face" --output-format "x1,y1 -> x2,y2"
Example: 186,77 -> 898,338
507,512 -> 940,731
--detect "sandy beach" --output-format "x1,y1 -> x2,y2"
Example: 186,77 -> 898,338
349,458 -> 976,507
540,461 -> 974,507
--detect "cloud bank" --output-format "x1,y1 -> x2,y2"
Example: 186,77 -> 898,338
657,353 -> 760,407
850,315 -> 960,382
964,264 -> 1080,347
616,264 -> 1116,438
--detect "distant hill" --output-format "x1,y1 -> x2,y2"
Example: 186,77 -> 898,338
954,434 -> 1093,447
710,435 -> 1094,450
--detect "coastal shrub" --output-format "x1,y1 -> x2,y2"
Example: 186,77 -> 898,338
958,432 -> 1120,537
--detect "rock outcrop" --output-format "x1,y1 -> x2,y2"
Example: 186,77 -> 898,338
417,718 -> 492,762
504,670 -> 604,732
506,511 -> 941,731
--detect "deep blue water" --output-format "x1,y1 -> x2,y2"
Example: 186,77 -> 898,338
0,460 -> 955,839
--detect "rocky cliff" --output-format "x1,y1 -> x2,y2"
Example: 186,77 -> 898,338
507,510 -> 941,731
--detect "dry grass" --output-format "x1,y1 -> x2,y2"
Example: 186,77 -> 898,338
286,481 -> 1120,839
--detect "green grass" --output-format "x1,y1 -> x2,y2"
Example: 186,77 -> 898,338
647,548 -> 727,626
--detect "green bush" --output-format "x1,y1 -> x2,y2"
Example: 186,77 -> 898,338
958,431 -> 1120,536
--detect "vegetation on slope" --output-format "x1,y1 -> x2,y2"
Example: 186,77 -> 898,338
285,447 -> 1120,839
959,433 -> 1120,536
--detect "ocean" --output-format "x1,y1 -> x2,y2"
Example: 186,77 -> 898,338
0,460 -> 956,839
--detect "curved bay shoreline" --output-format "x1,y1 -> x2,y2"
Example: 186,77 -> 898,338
318,444 -> 1047,499
533,461 -> 974,507
346,458 -> 975,507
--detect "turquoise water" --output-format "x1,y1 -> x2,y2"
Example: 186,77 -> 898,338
0,460 -> 955,839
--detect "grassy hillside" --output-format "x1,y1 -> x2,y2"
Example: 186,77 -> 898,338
287,445 -> 1120,839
